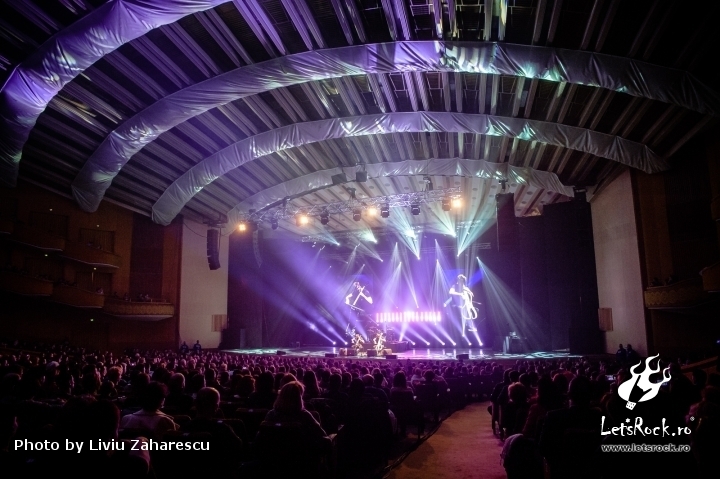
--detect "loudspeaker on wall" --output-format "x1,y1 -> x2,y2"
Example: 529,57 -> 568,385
207,228 -> 221,270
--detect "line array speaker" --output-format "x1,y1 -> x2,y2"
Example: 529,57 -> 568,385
207,228 -> 220,270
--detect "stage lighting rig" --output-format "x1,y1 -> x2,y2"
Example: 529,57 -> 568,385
410,203 -> 421,215
442,197 -> 451,211
296,214 -> 310,226
238,222 -> 247,232
380,203 -> 390,218
352,208 -> 362,221
270,218 -> 279,230
423,175 -> 433,191
320,209 -> 330,225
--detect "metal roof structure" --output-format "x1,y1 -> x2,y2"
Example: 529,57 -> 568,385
1,0 -> 717,238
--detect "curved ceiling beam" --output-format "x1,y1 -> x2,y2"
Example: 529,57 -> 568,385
72,41 -> 718,211
225,158 -> 576,225
0,0 -> 227,187
150,111 -> 665,226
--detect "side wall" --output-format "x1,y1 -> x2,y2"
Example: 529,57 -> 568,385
179,219 -> 229,349
591,169 -> 647,355
0,181 -> 181,352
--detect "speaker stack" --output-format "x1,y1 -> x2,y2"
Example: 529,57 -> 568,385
207,228 -> 221,270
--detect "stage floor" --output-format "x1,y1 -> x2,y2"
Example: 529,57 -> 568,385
222,346 -> 578,362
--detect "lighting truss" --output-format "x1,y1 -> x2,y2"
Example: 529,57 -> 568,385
300,225 -> 423,243
238,187 -> 462,225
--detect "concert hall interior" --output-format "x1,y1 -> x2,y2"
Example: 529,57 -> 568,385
1,0 -> 720,361
2,1 -> 720,477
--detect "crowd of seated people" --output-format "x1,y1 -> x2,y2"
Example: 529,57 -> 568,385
495,357 -> 719,479
2,336 -> 717,478
0,337 -> 495,477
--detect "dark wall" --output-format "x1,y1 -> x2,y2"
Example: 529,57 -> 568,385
543,200 -> 601,353
129,213 -> 164,299
519,216 -> 550,351
226,231 -> 265,348
478,198 -> 600,354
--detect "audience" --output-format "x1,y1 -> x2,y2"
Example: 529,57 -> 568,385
0,336 -> 716,479
119,381 -> 178,439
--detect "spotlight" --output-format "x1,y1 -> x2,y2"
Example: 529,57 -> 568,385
381,204 -> 390,218
442,197 -> 451,211
238,223 -> 247,232
410,203 -> 420,215
270,218 -> 278,230
353,208 -> 361,221
367,206 -> 378,216
296,214 -> 310,226
452,197 -> 462,208
320,210 -> 329,225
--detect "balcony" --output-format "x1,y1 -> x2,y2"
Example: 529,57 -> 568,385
0,270 -> 53,296
60,241 -> 122,268
103,298 -> 175,321
8,224 -> 65,251
51,284 -> 105,308
700,262 -> 720,293
644,277 -> 711,310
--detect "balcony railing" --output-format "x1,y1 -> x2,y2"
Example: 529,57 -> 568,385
644,277 -> 710,309
51,284 -> 105,308
0,270 -> 53,296
103,298 -> 174,320
8,224 -> 66,251
61,241 -> 122,268
700,262 -> 720,293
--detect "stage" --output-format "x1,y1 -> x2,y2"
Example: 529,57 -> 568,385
222,346 -> 579,362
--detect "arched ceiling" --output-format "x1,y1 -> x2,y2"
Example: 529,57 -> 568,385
1,0 -> 718,237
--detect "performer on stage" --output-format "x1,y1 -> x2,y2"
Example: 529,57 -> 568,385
345,281 -> 373,311
345,281 -> 377,344
448,274 -> 478,334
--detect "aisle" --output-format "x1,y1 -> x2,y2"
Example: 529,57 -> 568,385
387,402 -> 507,479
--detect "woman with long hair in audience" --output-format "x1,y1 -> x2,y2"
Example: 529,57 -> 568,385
263,381 -> 328,440
302,370 -> 321,400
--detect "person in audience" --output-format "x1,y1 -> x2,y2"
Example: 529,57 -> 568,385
625,344 -> 639,364
247,371 -> 277,409
183,387 -> 242,453
119,381 -> 178,438
522,375 -> 563,440
362,374 -> 389,407
501,382 -> 530,438
263,381 -> 328,440
302,370 -> 321,400
538,376 -> 602,479
164,373 -> 193,415
615,344 -> 627,364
